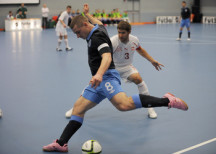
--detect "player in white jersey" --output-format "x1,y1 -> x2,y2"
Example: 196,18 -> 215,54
111,21 -> 164,118
56,6 -> 72,51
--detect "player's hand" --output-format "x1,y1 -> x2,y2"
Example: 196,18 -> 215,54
83,3 -> 89,15
90,74 -> 103,89
151,60 -> 164,71
63,24 -> 67,28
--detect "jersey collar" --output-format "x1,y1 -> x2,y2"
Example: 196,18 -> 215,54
86,24 -> 99,41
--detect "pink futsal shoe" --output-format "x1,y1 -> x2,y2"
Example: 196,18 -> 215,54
43,140 -> 68,152
163,93 -> 188,111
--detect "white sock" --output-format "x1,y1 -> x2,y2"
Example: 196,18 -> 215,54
58,39 -> 62,48
64,39 -> 69,48
137,81 -> 149,95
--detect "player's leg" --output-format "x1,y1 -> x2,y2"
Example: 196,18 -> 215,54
111,92 -> 188,111
128,73 -> 157,119
103,70 -> 188,112
63,35 -> 73,51
57,96 -> 97,146
57,35 -> 63,51
43,96 -> 98,152
128,73 -> 149,95
43,84 -> 105,152
186,19 -> 191,40
177,27 -> 183,41
177,20 -> 184,41
65,86 -> 88,118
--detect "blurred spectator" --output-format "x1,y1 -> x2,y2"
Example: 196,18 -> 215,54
108,10 -> 117,25
17,3 -> 27,18
71,10 -> 76,17
114,8 -> 122,24
122,11 -> 130,22
7,11 -> 14,20
16,10 -> 25,19
76,9 -> 81,16
42,4 -> 49,28
101,9 -> 108,25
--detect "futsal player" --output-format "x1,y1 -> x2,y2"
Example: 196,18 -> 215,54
65,21 -> 161,119
43,4 -> 188,152
111,20 -> 164,118
176,1 -> 192,41
55,5 -> 73,51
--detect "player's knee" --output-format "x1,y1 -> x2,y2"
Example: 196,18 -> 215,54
133,77 -> 142,84
116,104 -> 132,112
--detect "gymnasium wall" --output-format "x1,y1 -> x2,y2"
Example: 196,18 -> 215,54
0,0 -> 215,29
201,0 -> 216,16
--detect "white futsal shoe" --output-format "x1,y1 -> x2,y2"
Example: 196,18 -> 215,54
56,48 -> 62,51
187,38 -> 191,41
66,47 -> 73,51
65,108 -> 73,118
176,38 -> 181,41
0,108 -> 2,118
148,108 -> 157,119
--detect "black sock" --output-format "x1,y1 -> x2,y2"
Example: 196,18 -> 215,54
179,32 -> 182,38
188,32 -> 190,38
139,94 -> 169,108
57,120 -> 82,146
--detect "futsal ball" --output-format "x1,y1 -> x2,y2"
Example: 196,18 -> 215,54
82,140 -> 102,154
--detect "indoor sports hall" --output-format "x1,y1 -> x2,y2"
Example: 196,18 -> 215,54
0,0 -> 216,154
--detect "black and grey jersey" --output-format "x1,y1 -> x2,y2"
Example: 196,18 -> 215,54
181,7 -> 191,19
86,24 -> 115,76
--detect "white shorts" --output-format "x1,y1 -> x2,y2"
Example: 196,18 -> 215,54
115,64 -> 138,83
55,25 -> 67,36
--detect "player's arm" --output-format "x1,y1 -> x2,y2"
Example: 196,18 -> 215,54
90,53 -> 112,88
59,13 -> 67,28
189,9 -> 192,22
136,47 -> 164,71
60,19 -> 67,28
83,3 -> 103,25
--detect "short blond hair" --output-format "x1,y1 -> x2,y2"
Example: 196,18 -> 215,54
70,15 -> 89,29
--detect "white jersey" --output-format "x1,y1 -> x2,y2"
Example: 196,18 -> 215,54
42,7 -> 49,17
111,34 -> 140,67
56,11 -> 70,36
56,11 -> 69,29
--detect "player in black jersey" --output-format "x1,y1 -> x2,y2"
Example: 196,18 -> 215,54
43,4 -> 188,152
177,1 -> 192,41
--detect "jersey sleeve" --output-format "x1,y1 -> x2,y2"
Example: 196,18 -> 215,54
92,35 -> 112,55
188,8 -> 191,15
134,36 -> 141,50
59,11 -> 66,21
110,35 -> 118,53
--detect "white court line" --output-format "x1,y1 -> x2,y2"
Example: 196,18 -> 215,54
140,41 -> 216,45
173,138 -> 216,154
138,36 -> 216,43
142,33 -> 216,39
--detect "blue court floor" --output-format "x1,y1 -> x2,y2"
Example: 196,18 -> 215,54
0,23 -> 216,154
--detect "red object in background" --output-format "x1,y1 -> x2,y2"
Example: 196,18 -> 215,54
52,16 -> 58,21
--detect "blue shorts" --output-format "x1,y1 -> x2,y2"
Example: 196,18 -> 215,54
180,18 -> 190,28
82,69 -> 124,104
